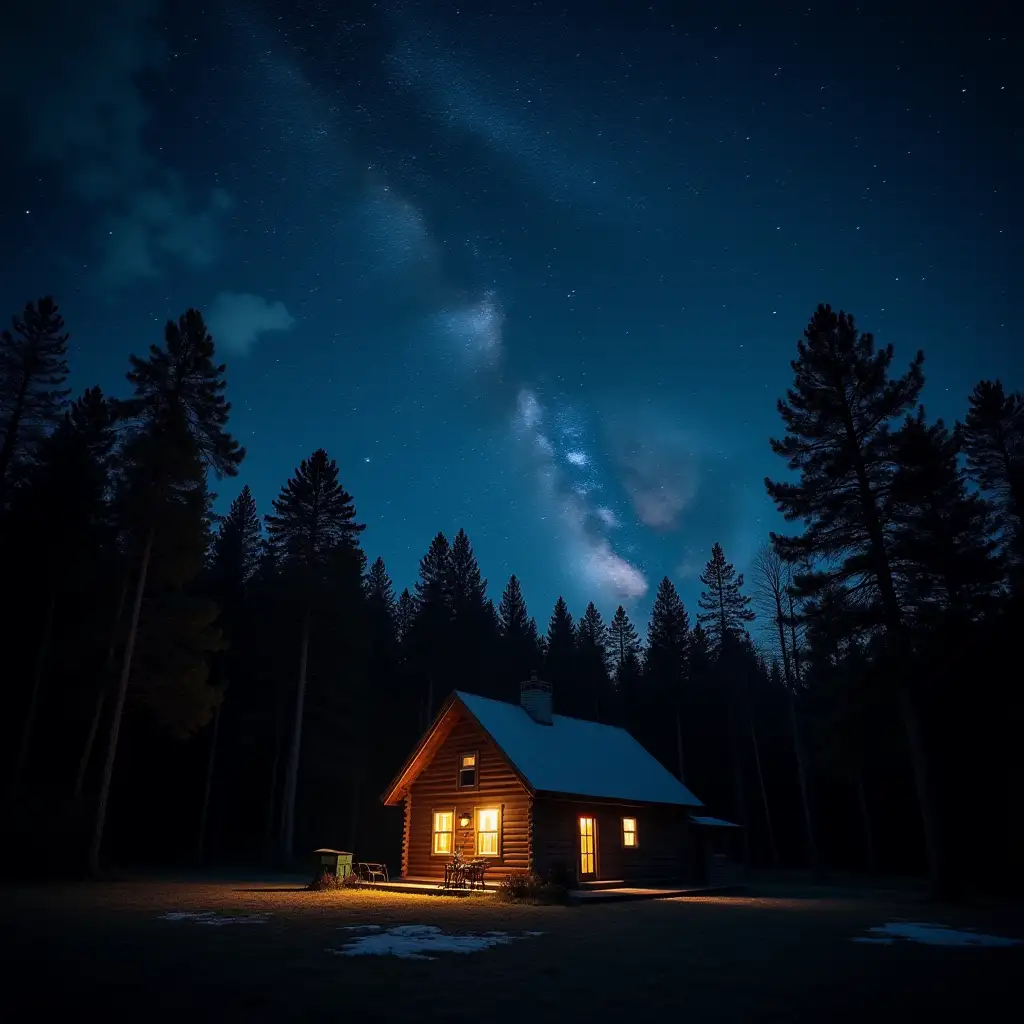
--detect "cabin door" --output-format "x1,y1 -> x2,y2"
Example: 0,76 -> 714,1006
578,816 -> 597,880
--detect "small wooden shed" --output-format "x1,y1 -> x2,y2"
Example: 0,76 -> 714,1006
382,675 -> 737,886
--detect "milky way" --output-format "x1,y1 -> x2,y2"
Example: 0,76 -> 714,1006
1,0 -> 1018,622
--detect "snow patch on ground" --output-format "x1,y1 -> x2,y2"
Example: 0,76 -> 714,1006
160,911 -> 271,926
853,922 -> 1021,948
328,924 -> 543,961
341,924 -> 382,932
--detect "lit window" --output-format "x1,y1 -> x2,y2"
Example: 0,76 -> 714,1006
433,810 -> 453,854
458,751 -> 477,788
622,817 -> 638,848
476,807 -> 500,856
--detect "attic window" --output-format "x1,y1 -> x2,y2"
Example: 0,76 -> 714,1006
458,751 -> 478,789
622,817 -> 638,848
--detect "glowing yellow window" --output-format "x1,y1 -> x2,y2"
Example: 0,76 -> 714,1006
432,810 -> 453,854
622,817 -> 638,848
476,807 -> 500,856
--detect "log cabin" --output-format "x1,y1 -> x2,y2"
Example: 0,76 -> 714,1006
381,674 -> 740,887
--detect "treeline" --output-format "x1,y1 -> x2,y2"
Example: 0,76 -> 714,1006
1,298 -> 1021,897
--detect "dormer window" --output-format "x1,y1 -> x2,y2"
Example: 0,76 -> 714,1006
458,751 -> 478,789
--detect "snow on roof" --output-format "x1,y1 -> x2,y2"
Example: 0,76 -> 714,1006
455,691 -> 703,807
690,815 -> 740,828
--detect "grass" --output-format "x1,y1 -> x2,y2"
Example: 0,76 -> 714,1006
3,878 -> 1021,1021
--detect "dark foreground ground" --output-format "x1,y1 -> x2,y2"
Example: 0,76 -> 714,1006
2,877 -> 1020,1022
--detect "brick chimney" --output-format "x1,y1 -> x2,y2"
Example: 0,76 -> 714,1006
520,670 -> 552,725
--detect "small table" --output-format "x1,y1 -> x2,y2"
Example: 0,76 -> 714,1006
463,860 -> 488,889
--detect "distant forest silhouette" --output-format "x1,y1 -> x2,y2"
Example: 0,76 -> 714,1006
1,297 -> 1021,899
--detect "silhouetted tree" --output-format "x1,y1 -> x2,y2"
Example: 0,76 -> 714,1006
764,303 -> 944,892
410,532 -> 453,724
608,605 -> 642,722
645,578 -> 692,783
0,296 -> 71,506
447,529 -> 495,696
9,387 -> 115,796
956,380 -> 1024,564
497,575 -> 540,694
697,543 -> 754,653
890,410 -> 1004,621
576,602 -> 610,721
752,544 -> 817,868
264,448 -> 364,859
89,309 -> 243,873
544,597 -> 576,714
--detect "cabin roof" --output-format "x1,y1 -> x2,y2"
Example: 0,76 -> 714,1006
382,689 -> 703,807
455,691 -> 702,806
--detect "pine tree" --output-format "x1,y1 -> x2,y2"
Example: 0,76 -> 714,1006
956,380 -> 1024,561
365,556 -> 396,621
765,304 -> 922,630
0,296 -> 71,505
544,596 -> 576,714
213,485 -> 261,597
608,605 -> 642,715
395,587 -> 415,647
497,575 -> 541,693
410,532 -> 453,722
576,602 -> 611,721
645,578 -> 692,781
90,309 -> 243,873
697,543 -> 754,653
9,387 -> 116,795
447,529 -> 494,694
264,448 -> 364,859
764,303 -> 945,893
890,410 -> 1004,620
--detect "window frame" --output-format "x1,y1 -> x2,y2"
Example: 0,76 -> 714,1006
621,815 -> 638,850
457,750 -> 479,790
474,804 -> 502,858
431,807 -> 455,857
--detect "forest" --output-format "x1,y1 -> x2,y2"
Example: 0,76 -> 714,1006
1,297 -> 1021,899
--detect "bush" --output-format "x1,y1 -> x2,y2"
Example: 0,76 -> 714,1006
498,871 -> 568,905
309,870 -> 362,892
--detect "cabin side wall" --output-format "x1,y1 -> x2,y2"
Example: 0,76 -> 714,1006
404,713 -> 532,879
532,797 -> 699,884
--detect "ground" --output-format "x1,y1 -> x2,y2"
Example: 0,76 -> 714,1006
2,877 -> 1020,1021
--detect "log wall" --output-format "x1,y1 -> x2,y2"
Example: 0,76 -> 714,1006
404,713 -> 531,880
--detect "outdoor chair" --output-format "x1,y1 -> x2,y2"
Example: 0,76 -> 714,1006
358,861 -> 389,884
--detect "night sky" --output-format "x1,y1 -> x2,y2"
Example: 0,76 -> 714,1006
1,1 -> 1019,624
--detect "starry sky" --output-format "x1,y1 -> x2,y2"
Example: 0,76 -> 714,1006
1,0 -> 1020,627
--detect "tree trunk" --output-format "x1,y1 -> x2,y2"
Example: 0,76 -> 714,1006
264,703 -> 284,858
280,604 -> 312,862
856,766 -> 877,873
88,527 -> 154,875
349,757 -> 364,855
12,588 -> 57,797
728,695 -> 751,866
899,686 -> 944,896
748,701 -> 778,866
788,591 -> 802,686
197,701 -> 222,864
674,704 -> 686,786
73,580 -> 128,802
786,686 -> 818,871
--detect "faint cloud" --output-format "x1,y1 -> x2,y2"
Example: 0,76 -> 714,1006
596,507 -> 620,528
607,412 -> 701,531
0,0 -> 233,289
433,290 -> 503,369
206,292 -> 295,356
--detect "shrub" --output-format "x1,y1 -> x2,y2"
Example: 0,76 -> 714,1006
499,871 -> 568,905
309,870 -> 361,892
